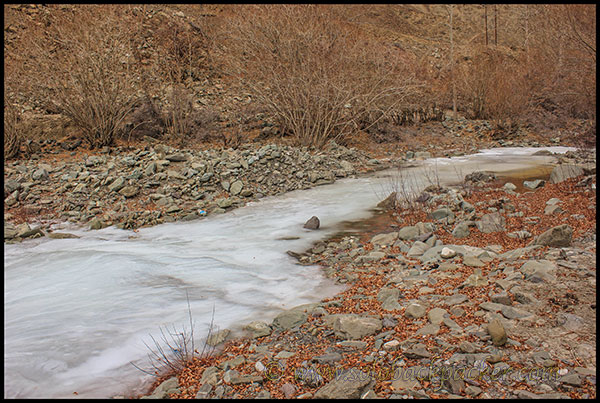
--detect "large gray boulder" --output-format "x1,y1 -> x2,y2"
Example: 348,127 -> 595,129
303,216 -> 320,230
531,224 -> 573,247
272,310 -> 307,330
549,164 -> 584,184
332,314 -> 382,340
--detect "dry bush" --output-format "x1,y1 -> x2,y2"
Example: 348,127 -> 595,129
4,100 -> 23,159
458,47 -> 529,128
524,5 -> 596,123
21,5 -> 141,148
223,5 -> 418,148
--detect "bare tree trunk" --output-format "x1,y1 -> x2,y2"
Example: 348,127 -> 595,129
449,5 -> 457,120
494,4 -> 498,46
484,5 -> 489,46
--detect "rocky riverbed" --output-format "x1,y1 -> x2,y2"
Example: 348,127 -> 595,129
4,141 -> 394,241
137,148 -> 596,399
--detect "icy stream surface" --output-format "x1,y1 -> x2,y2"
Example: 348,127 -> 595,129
4,147 -> 574,398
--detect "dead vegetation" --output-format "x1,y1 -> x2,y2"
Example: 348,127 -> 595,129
3,4 -> 596,152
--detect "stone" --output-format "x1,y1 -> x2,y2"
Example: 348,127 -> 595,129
230,180 -> 243,196
407,241 -> 430,257
272,310 -> 307,330
206,329 -> 230,346
440,247 -> 457,259
398,226 -> 419,240
427,308 -> 448,325
487,319 -> 507,346
501,305 -> 532,320
217,198 -> 233,208
108,177 -> 126,192
531,224 -> 573,247
463,255 -> 485,267
47,232 -> 80,239
549,164 -> 584,184
503,182 -> 517,191
146,377 -> 179,399
544,204 -> 563,215
523,179 -> 545,189
478,212 -> 505,233
415,323 -> 440,336
280,383 -> 297,399
32,168 -> 48,181
119,186 -> 139,198
89,218 -> 104,230
404,303 -> 427,319
201,366 -> 219,386
377,192 -> 397,209
452,221 -> 471,238
333,314 -> 382,340
244,321 -> 272,339
303,216 -> 320,230
165,153 -> 187,162
430,207 -> 454,220
314,368 -> 372,399
370,232 -> 398,246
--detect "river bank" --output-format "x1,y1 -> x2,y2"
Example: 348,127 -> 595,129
2,129 -> 579,243
136,148 -> 596,399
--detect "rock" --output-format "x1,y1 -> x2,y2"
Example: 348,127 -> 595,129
108,177 -> 126,192
47,232 -> 80,239
415,323 -> 440,336
119,186 -> 139,198
377,288 -> 400,303
414,151 -> 431,159
32,168 -> 48,181
217,198 -> 233,209
501,305 -> 532,320
244,321 -> 272,339
229,180 -> 243,196
398,226 -> 419,240
403,343 -> 431,359
430,207 -> 454,220
404,303 -> 427,319
520,260 -> 557,282
165,153 -> 187,162
459,341 -> 477,354
465,171 -> 496,183
544,204 -> 563,215
487,319 -> 507,346
452,221 -> 471,238
478,212 -> 505,233
195,383 -> 212,399
145,377 -> 179,399
370,232 -> 398,246
377,192 -> 397,210
303,216 -> 320,230
561,373 -> 582,386
206,329 -> 230,346
503,182 -> 517,191
463,255 -> 485,267
531,224 -> 572,247
440,247 -> 457,259
272,310 -> 307,330
4,221 -> 19,239
427,308 -> 448,325
200,366 -> 219,386
314,368 -> 372,399
523,179 -> 545,189
549,164 -> 584,184
333,314 -> 382,339
280,383 -> 297,399
407,241 -> 430,257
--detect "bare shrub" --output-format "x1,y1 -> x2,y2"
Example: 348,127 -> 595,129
458,47 -> 529,126
4,100 -> 23,159
224,5 -> 418,148
132,296 -> 218,378
26,6 -> 141,148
